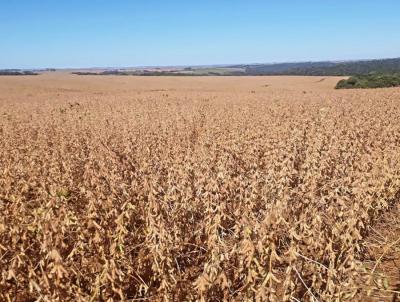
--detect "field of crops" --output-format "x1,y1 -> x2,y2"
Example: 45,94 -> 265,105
1,74 -> 400,301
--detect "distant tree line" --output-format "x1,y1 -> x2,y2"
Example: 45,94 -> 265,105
71,58 -> 400,78
0,70 -> 38,76
241,58 -> 400,76
72,72 -> 101,75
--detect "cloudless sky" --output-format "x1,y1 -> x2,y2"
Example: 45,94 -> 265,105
1,1 -> 400,68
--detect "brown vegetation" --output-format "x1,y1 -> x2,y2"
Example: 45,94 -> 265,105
0,74 -> 399,301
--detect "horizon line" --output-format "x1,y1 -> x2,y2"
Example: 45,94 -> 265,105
1,56 -> 399,71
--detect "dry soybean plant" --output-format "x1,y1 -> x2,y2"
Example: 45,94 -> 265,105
1,77 -> 400,301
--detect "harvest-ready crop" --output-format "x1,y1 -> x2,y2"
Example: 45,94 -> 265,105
0,76 -> 399,301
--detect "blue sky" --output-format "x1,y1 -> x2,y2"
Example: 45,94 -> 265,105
1,1 -> 399,68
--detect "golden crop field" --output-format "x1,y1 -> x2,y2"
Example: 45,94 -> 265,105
1,74 -> 400,301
